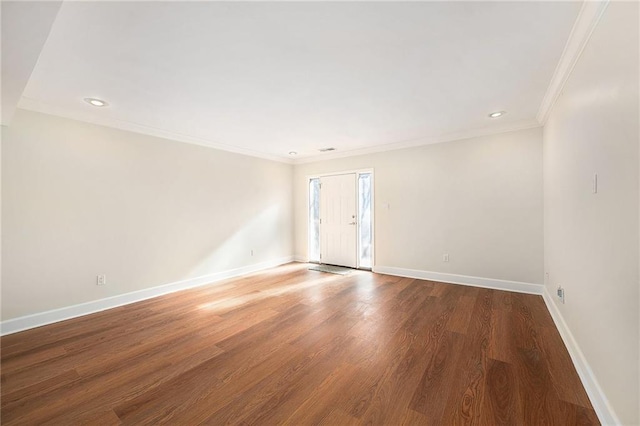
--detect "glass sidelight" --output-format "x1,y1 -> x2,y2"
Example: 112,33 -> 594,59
308,178 -> 321,263
358,173 -> 372,269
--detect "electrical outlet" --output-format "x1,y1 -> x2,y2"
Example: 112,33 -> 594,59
251,249 -> 254,256
443,254 -> 449,262
97,274 -> 107,286
545,272 -> 549,283
556,285 -> 565,304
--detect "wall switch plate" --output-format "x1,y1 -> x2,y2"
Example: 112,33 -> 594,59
443,254 -> 449,262
97,274 -> 106,286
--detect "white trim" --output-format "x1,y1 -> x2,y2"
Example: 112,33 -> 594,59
0,256 -> 294,336
536,0 -> 610,125
306,168 -> 375,179
17,99 -> 294,164
372,265 -> 543,295
542,287 -> 620,425
293,120 -> 541,164
293,255 -> 307,263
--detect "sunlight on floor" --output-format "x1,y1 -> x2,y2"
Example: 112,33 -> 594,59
197,265 -> 369,312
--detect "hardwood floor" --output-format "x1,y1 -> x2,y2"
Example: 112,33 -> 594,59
1,263 -> 598,425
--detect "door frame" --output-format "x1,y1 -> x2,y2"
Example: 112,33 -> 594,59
306,168 -> 375,270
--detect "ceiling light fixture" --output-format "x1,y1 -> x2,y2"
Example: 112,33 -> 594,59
84,98 -> 108,107
318,147 -> 336,152
488,111 -> 505,118
288,151 -> 297,156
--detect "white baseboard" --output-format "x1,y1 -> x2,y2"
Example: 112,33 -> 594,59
1,256 -> 294,336
542,287 -> 620,425
293,255 -> 308,263
372,265 -> 543,295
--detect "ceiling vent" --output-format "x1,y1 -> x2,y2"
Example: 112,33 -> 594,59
318,147 -> 336,152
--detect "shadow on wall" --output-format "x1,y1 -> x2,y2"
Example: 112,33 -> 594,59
186,203 -> 286,277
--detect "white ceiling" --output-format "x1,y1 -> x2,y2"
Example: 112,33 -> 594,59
15,1 -> 582,162
1,1 -> 62,125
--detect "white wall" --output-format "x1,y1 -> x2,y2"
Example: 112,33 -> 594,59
543,2 -> 639,424
1,109 -> 293,320
293,127 -> 543,286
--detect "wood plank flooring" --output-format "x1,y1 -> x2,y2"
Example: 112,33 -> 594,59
1,263 -> 598,425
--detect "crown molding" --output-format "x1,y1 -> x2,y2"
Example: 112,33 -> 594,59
18,97 -> 540,166
17,97 -> 295,164
536,0 -> 609,125
292,119 -> 541,164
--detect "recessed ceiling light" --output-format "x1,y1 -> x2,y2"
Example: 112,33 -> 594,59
84,98 -> 108,107
488,111 -> 505,118
288,151 -> 297,156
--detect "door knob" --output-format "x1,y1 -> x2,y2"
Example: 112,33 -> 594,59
349,221 -> 357,225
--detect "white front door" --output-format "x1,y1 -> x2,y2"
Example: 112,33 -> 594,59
319,173 -> 357,268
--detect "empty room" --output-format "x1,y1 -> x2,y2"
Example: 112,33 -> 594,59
1,1 -> 638,425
